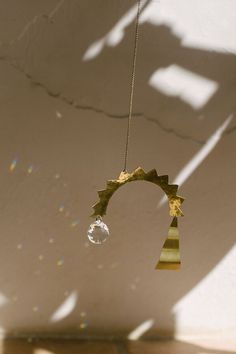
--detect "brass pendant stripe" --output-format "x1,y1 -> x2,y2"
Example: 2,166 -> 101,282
156,217 -> 181,270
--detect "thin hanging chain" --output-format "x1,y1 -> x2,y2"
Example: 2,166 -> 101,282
123,0 -> 141,172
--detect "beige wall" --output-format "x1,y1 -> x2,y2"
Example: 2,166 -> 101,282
0,0 -> 235,339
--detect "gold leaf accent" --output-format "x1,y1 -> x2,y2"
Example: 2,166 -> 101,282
169,196 -> 184,217
91,167 -> 184,217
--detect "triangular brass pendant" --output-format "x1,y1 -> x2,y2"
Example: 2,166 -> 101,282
155,217 -> 181,270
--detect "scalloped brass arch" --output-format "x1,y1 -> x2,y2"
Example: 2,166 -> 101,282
91,167 -> 184,218
91,167 -> 184,270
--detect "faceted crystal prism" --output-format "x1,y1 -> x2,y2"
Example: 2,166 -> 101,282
87,217 -> 109,244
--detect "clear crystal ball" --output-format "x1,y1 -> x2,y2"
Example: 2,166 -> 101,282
87,218 -> 109,244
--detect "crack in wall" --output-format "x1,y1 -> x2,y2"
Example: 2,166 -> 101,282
0,55 -> 235,145
0,0 -> 235,149
0,55 -> 205,145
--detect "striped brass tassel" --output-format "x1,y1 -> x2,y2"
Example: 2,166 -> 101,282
155,217 -> 181,270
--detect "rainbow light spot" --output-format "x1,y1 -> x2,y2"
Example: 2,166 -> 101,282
28,165 -> 34,174
10,158 -> 18,172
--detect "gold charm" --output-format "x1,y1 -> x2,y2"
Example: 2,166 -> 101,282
91,167 -> 184,218
156,217 -> 181,270
90,167 -> 184,270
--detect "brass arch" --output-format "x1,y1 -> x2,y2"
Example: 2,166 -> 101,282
91,167 -> 184,270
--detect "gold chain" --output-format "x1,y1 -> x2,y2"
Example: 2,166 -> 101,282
123,0 -> 141,172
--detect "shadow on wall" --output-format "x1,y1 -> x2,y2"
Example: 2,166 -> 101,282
0,0 -> 236,351
2,338 -> 235,354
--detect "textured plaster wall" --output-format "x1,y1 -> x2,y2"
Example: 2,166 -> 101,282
0,0 -> 236,339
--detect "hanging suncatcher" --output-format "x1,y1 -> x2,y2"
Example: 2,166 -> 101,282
87,0 -> 184,270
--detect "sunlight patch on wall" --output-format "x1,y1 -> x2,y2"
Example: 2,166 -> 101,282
83,1 -> 148,61
170,114 -> 232,186
50,291 -> 78,323
158,115 -> 233,206
128,318 -> 155,340
173,244 -> 236,337
149,65 -> 218,109
177,337 -> 236,352
0,292 -> 8,308
34,350 -> 55,354
142,0 -> 236,53
84,0 -> 236,62
0,324 -> 6,338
